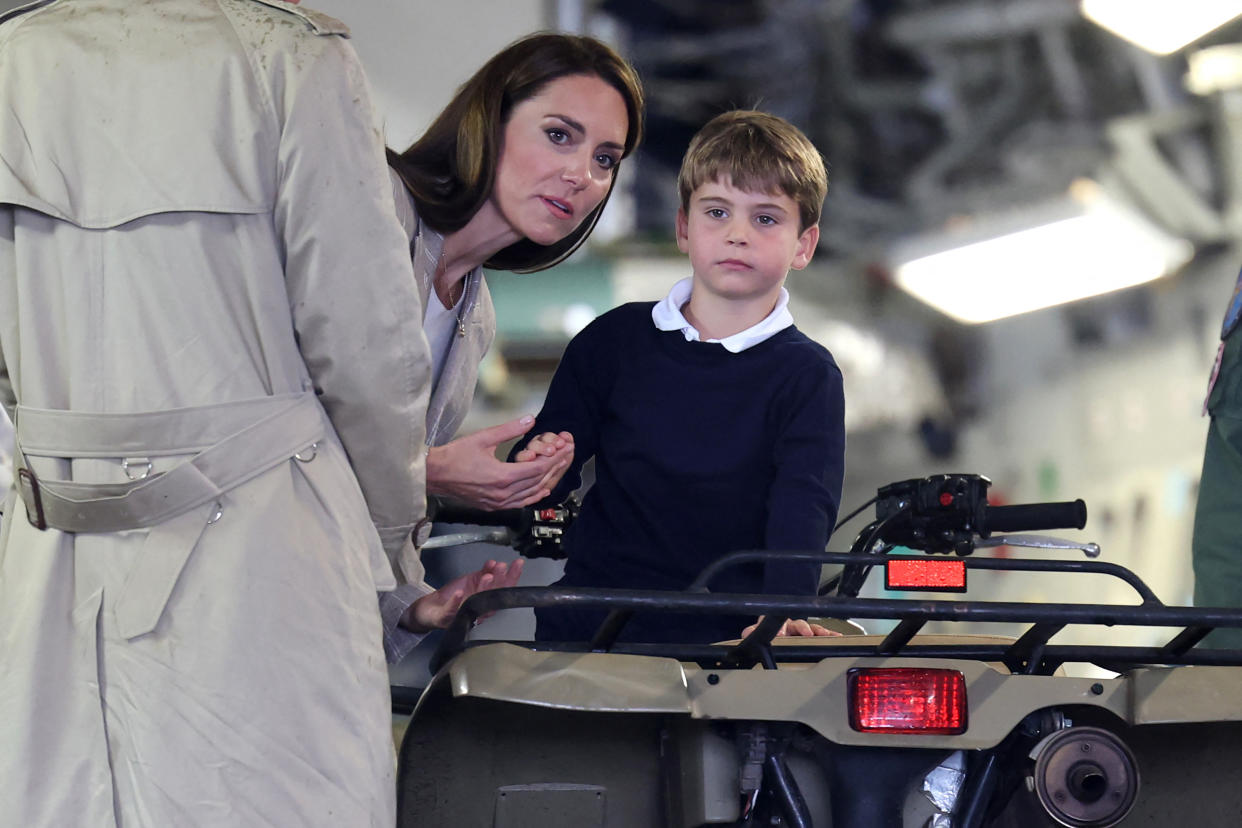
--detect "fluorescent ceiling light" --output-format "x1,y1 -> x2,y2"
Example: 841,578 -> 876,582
1081,0 -> 1242,55
891,188 -> 1194,324
1186,44 -> 1242,95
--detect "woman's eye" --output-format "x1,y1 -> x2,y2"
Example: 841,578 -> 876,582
595,153 -> 618,171
546,128 -> 570,145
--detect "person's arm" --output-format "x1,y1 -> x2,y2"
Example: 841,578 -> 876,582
272,35 -> 431,573
762,356 -> 846,596
379,581 -> 435,662
506,318 -> 611,506
267,33 -> 439,663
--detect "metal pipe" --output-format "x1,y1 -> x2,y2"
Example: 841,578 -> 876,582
690,549 -> 1163,604
886,0 -> 1080,47
764,751 -> 812,828
431,582 -> 1242,672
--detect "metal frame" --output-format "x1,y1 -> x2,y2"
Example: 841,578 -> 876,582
424,550 -> 1242,678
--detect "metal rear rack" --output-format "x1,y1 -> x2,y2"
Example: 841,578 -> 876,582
426,550 -> 1242,677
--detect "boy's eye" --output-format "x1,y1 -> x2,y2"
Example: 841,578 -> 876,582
546,128 -> 570,145
706,208 -> 727,219
756,214 -> 778,226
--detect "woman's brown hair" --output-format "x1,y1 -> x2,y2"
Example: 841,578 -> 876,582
388,33 -> 644,273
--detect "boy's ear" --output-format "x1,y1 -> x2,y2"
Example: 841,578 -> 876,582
790,224 -> 820,271
675,208 -> 690,254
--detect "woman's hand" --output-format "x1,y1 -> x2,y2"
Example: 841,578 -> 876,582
740,616 -> 842,638
426,416 -> 574,510
401,558 -> 526,633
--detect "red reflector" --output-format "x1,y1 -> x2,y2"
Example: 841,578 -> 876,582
939,492 -> 954,506
536,509 -> 559,521
849,668 -> 967,734
886,558 -> 967,592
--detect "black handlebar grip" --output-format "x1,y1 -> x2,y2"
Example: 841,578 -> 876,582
428,502 -> 530,530
983,500 -> 1087,534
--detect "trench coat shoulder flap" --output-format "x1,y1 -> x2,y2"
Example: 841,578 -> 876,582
0,0 -> 346,228
0,0 -> 55,27
247,0 -> 349,36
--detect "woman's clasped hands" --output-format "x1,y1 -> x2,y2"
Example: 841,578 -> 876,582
426,415 -> 574,510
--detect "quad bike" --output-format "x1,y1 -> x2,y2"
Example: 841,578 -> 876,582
392,475 -> 1242,827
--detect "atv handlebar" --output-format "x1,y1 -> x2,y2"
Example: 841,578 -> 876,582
426,497 -> 576,559
984,500 -> 1087,534
832,474 -> 1090,596
870,474 -> 1088,555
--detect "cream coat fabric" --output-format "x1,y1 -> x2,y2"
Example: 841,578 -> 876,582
377,170 -> 496,663
389,168 -> 498,450
0,1 -> 431,825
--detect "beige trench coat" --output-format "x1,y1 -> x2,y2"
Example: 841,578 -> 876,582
0,1 -> 431,825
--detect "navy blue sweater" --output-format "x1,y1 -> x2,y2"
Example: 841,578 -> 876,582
514,302 -> 846,644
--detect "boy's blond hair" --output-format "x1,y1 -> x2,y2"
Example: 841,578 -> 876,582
677,110 -> 828,233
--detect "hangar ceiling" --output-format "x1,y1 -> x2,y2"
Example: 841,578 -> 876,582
584,0 -> 1242,440
603,0 -> 1242,259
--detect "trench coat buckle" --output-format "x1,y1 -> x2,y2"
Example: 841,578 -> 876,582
17,468 -> 48,531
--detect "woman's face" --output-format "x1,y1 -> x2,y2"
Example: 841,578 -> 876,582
490,73 -> 629,246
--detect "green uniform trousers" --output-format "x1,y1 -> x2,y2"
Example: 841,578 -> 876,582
1193,330 -> 1242,648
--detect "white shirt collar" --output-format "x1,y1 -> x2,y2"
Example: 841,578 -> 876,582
651,277 -> 793,353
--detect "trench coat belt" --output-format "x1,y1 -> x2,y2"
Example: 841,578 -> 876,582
13,391 -> 324,534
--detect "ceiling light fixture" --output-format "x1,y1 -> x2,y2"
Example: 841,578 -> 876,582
889,182 -> 1194,324
1185,44 -> 1242,95
1081,0 -> 1242,56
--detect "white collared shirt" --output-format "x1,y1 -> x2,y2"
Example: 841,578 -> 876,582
650,277 -> 794,353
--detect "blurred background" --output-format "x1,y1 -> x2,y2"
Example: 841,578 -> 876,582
6,0 -> 1242,678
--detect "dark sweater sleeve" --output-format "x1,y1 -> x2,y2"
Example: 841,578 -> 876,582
762,354 -> 846,595
508,313 -> 613,505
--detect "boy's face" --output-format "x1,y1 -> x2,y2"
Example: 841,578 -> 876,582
676,177 -> 819,306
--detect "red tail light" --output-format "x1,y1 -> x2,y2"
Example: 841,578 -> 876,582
848,668 -> 968,734
885,558 -> 967,592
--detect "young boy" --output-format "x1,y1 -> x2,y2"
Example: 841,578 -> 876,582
512,110 -> 845,644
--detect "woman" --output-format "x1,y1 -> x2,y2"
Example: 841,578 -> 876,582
0,1 -> 521,825
387,32 -> 644,514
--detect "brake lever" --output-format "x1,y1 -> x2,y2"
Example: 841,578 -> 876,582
975,534 -> 1101,558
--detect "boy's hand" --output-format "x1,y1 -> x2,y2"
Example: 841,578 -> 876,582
512,431 -> 573,462
741,616 -> 842,638
512,431 -> 574,494
400,558 -> 525,633
426,417 -> 568,510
